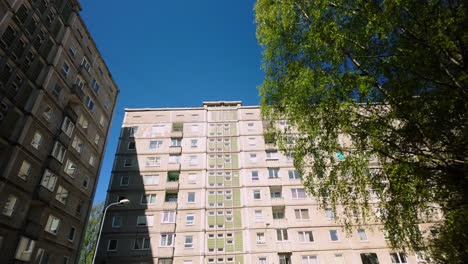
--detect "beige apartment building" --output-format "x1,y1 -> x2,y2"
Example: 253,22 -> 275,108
0,0 -> 118,263
97,101 -> 418,264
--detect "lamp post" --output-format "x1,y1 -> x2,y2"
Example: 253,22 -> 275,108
91,199 -> 130,264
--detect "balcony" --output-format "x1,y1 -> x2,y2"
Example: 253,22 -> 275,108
170,131 -> 183,138
169,146 -> 182,154
270,197 -> 284,206
265,143 -> 277,150
167,163 -> 181,171
165,181 -> 179,190
69,84 -> 85,104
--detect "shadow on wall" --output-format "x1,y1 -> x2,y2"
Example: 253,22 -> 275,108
95,125 -> 153,263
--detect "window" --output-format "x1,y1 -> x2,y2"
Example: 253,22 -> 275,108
61,117 -> 75,137
120,175 -> 129,186
298,231 -> 314,242
146,157 -> 160,166
256,232 -> 266,244
72,137 -> 83,153
91,79 -> 100,93
266,151 -> 278,160
288,170 -> 301,179
141,194 -> 157,205
151,125 -> 165,135
302,256 -> 318,264
325,208 -> 335,220
41,169 -> 57,191
390,253 -> 407,264
129,126 -> 138,138
294,209 -> 310,220
169,155 -> 180,164
187,192 -> 195,203
171,138 -> 181,147
123,159 -> 133,167
14,236 -> 35,261
190,139 -> 198,148
64,159 -> 78,178
143,175 -> 160,185
82,176 -> 89,189
81,57 -> 91,72
279,255 -> 291,264
43,105 -> 53,121
253,190 -> 261,200
272,207 -> 285,219
68,227 -> 76,241
112,216 -> 122,228
55,185 -> 69,205
85,96 -> 95,112
358,229 -> 368,241
3,195 -> 17,216
69,44 -> 77,57
127,142 -> 136,150
189,156 -> 198,165
334,254 -> 345,264
258,257 -> 267,264
255,210 -> 264,222
89,155 -> 95,167
62,62 -> 70,76
78,115 -> 89,129
276,229 -> 288,241
248,137 -> 256,146
75,76 -> 85,90
45,215 -> 60,235
268,168 -> 279,178
18,160 -> 31,180
184,236 -> 194,248
63,257 -> 70,264
191,124 -> 199,132
329,230 -> 340,241
249,153 -> 257,162
360,253 -> 379,264
162,211 -> 176,223
137,215 -> 154,226
291,188 -> 306,199
167,171 -> 180,182
132,238 -> 151,250
188,173 -> 197,183
52,141 -> 66,163
160,234 -> 175,247
251,171 -> 259,181
165,193 -> 178,202
31,131 -> 43,149
149,140 -> 162,149
186,214 -> 195,225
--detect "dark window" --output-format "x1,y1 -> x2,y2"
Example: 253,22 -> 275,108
361,253 -> 380,264
52,85 -> 62,98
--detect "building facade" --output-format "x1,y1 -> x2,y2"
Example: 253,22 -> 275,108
0,0 -> 118,263
97,101 -> 419,264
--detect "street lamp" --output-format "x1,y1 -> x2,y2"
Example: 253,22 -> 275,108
91,199 -> 130,264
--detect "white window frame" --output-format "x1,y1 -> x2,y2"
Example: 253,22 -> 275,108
187,192 -> 196,203
184,235 -> 194,248
45,215 -> 60,235
133,237 -> 151,250
160,233 -> 175,247
18,160 -> 31,180
112,216 -> 122,228
55,185 -> 69,205
329,229 -> 340,241
3,195 -> 17,217
298,231 -> 314,243
358,229 -> 368,242
51,141 -> 66,163
41,169 -> 57,191
186,214 -> 195,225
256,232 -> 266,244
141,194 -> 157,205
61,117 -> 75,137
291,188 -> 306,199
161,211 -> 176,223
31,131 -> 43,149
64,159 -> 78,178
143,174 -> 160,185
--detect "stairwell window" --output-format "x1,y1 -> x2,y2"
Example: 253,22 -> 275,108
184,236 -> 194,248
187,192 -> 196,203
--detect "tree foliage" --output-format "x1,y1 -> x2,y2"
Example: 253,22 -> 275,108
255,0 -> 467,262
79,202 -> 104,264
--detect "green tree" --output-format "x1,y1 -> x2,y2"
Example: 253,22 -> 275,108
79,202 -> 104,264
255,0 -> 467,263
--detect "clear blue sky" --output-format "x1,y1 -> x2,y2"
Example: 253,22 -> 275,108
79,0 -> 264,204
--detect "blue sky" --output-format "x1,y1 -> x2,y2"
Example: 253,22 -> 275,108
79,0 -> 264,204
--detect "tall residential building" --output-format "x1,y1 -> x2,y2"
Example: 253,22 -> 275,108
97,101 -> 421,264
0,0 -> 118,263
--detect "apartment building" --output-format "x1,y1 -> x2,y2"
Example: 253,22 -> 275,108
97,101 -> 417,264
0,0 -> 118,263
